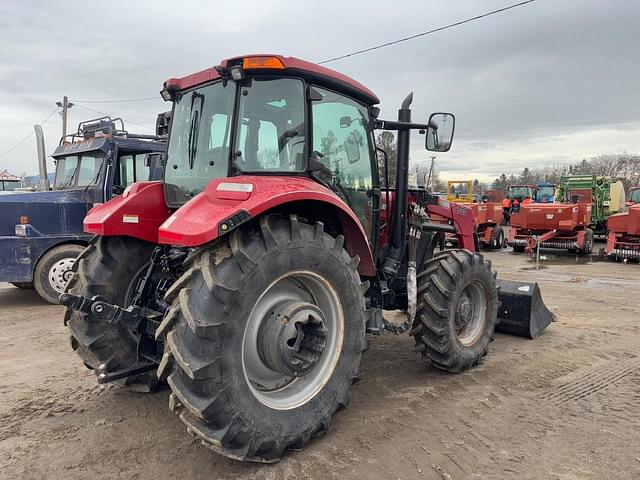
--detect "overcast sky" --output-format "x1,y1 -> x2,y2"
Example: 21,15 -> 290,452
1,0 -> 639,182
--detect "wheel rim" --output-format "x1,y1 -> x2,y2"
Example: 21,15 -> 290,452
242,271 -> 344,410
455,281 -> 488,346
48,258 -> 77,294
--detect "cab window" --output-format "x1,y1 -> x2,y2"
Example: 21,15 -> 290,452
117,153 -> 152,189
234,78 -> 305,172
311,87 -> 375,236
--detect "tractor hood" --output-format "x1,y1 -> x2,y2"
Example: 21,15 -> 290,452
0,189 -> 92,237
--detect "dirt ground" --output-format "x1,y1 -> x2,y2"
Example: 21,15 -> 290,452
1,248 -> 639,480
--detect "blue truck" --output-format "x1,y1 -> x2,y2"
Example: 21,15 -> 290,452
0,116 -> 167,303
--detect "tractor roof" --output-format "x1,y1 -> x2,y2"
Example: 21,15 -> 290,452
163,54 -> 380,106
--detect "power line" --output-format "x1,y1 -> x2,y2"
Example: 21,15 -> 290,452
71,96 -> 159,104
318,0 -> 537,64
73,103 -> 155,131
0,108 -> 59,159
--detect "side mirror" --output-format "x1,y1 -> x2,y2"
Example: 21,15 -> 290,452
340,116 -> 352,128
344,130 -> 362,164
426,112 -> 455,152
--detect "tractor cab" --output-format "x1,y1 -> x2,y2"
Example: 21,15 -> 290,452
535,182 -> 556,203
159,56 -> 452,246
506,184 -> 535,202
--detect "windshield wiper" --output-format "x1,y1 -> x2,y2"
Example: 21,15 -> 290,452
187,92 -> 205,169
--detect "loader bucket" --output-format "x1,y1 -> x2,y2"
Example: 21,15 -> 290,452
495,279 -> 556,338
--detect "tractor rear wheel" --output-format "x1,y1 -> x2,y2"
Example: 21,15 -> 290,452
157,214 -> 366,462
411,249 -> 498,373
65,236 -> 159,390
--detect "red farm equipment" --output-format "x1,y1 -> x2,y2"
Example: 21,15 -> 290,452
60,54 -> 554,462
446,180 -> 505,249
606,204 -> 640,261
508,201 -> 593,254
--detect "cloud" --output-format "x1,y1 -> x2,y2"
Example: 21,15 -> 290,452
1,0 -> 639,180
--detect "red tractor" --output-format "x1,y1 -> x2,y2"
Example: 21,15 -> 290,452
61,55 -> 552,462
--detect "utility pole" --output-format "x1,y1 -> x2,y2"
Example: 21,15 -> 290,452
56,96 -> 74,140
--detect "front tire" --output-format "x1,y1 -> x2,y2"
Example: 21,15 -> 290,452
65,236 -> 158,390
411,249 -> 498,373
157,214 -> 367,462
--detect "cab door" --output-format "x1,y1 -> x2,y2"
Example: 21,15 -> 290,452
310,87 -> 378,242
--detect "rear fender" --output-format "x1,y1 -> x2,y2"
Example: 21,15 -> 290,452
84,182 -> 171,243
158,176 -> 375,276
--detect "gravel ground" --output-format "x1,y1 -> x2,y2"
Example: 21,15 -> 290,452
1,248 -> 639,480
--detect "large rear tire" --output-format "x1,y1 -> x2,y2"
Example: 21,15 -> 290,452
65,236 -> 159,390
156,214 -> 367,462
411,249 -> 498,373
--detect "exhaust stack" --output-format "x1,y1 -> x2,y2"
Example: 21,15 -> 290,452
34,124 -> 50,191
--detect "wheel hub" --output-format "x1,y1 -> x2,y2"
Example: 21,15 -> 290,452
457,295 -> 473,328
257,301 -> 327,377
48,258 -> 77,294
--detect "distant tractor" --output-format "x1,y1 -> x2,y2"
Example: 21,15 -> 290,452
447,180 -> 505,249
0,116 -> 167,303
506,184 -> 536,206
606,204 -> 640,261
534,182 -> 556,203
556,174 -> 626,236
61,55 -> 553,462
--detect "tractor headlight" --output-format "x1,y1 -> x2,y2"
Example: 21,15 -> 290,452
229,66 -> 244,81
15,224 -> 28,237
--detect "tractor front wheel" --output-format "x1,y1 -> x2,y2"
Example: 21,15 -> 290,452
157,214 -> 367,462
411,249 -> 498,373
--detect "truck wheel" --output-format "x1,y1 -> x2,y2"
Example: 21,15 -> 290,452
579,228 -> 594,255
489,226 -> 504,250
34,244 -> 86,304
411,249 -> 498,373
157,214 -> 366,462
65,236 -> 159,390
